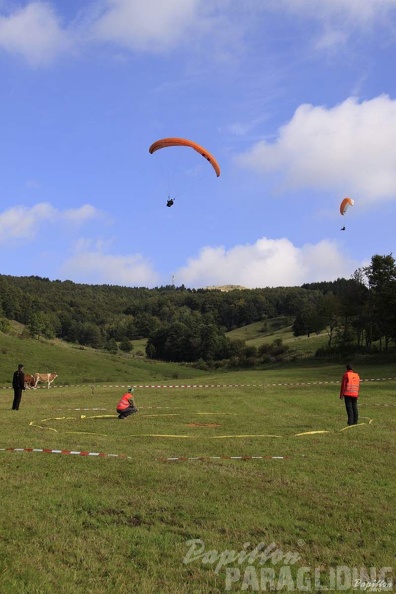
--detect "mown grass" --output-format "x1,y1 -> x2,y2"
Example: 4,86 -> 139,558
1,362 -> 395,593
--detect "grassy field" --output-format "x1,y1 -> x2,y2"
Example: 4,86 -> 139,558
1,351 -> 395,593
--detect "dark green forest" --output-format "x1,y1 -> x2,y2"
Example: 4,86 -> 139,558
1,253 -> 395,364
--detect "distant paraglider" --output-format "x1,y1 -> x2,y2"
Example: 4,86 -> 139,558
166,198 -> 175,207
340,197 -> 354,216
339,197 -> 354,230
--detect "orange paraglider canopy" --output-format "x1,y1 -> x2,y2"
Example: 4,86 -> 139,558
340,197 -> 354,215
149,138 -> 220,177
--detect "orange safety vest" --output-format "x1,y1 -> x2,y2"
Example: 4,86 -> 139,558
117,393 -> 133,410
341,371 -> 360,398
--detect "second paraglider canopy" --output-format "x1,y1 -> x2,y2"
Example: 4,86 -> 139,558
339,197 -> 354,230
340,197 -> 354,215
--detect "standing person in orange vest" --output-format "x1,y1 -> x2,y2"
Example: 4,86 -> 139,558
339,364 -> 360,425
116,387 -> 138,420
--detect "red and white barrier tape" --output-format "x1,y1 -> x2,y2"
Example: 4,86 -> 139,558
157,455 -> 291,462
0,447 -> 293,462
2,377 -> 396,390
0,447 -> 131,459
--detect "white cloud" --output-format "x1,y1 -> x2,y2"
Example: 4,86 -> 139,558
61,242 -> 160,286
271,0 -> 395,22
175,237 -> 359,289
236,95 -> 396,204
63,204 -> 102,224
263,0 -> 396,53
0,202 -> 101,242
0,0 -> 393,66
0,2 -> 72,66
0,203 -> 55,241
313,28 -> 348,53
0,1 -> 242,64
92,0 -> 202,52
0,202 -> 361,288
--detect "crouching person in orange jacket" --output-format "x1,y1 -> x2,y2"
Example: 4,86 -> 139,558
116,387 -> 138,420
340,364 -> 360,425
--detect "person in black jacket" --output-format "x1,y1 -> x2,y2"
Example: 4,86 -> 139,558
12,364 -> 25,410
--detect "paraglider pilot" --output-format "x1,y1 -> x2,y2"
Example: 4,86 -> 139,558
166,198 -> 174,207
341,226 -> 346,231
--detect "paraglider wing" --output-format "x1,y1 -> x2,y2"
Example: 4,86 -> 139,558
149,138 -> 220,177
340,197 -> 354,215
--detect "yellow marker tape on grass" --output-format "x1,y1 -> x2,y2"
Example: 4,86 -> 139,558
29,421 -> 58,432
131,434 -> 282,439
339,417 -> 373,431
140,414 -> 180,417
30,414 -> 374,439
196,412 -> 237,416
81,414 -> 117,419
339,423 -> 365,431
137,434 -> 197,438
65,431 -> 108,436
211,434 -> 282,439
41,416 -> 76,422
295,430 -> 330,436
83,414 -> 180,419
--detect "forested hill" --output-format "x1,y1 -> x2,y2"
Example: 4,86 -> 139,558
0,253 -> 395,362
0,273 -> 343,342
0,273 -> 327,331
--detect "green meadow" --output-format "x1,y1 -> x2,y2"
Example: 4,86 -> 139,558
1,355 -> 395,592
226,318 -> 329,358
1,326 -> 396,593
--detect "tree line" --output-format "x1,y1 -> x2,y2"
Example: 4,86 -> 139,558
295,254 -> 396,355
0,253 -> 395,363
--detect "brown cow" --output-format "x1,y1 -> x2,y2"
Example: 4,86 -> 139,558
24,374 -> 36,389
33,372 -> 58,389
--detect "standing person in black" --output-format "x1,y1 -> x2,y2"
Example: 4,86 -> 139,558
12,364 -> 25,410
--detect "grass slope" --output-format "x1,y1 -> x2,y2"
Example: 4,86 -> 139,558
0,324 -> 206,387
1,316 -> 327,387
226,316 -> 329,358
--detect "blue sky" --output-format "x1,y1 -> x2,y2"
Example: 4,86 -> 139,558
1,0 -> 396,289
